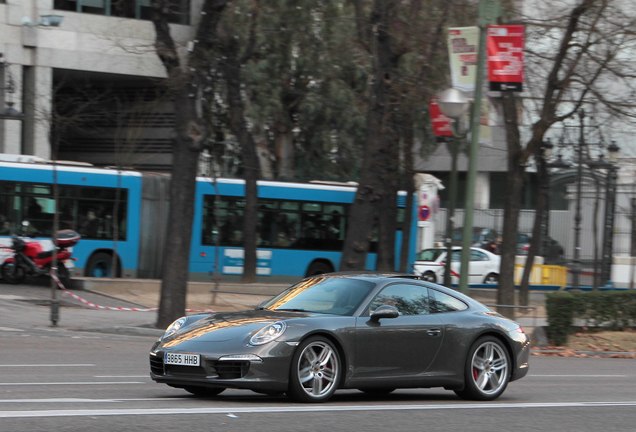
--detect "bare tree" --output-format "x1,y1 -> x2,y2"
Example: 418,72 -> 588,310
151,0 -> 229,328
499,0 -> 636,313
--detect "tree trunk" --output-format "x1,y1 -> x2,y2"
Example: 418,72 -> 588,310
519,144 -> 548,306
222,39 -> 260,283
498,91 -> 524,319
152,0 -> 228,328
342,0 -> 399,271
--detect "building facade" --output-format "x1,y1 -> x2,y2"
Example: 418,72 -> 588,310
0,0 -> 199,170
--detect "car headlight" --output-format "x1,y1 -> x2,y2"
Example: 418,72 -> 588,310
249,321 -> 287,346
162,317 -> 187,340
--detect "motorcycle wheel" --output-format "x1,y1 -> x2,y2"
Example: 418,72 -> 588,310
54,263 -> 71,289
1,262 -> 26,284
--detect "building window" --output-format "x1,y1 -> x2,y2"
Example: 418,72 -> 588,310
54,0 -> 190,24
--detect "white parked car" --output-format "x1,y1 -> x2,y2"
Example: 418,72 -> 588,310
413,247 -> 500,285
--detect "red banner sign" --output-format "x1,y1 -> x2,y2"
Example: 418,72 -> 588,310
429,99 -> 453,139
487,25 -> 525,92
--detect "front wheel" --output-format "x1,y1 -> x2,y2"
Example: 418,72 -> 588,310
288,336 -> 341,403
454,336 -> 511,401
55,262 -> 71,289
1,261 -> 26,284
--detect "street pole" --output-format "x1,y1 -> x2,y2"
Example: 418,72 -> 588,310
458,0 -> 500,294
572,109 -> 585,290
600,163 -> 618,287
444,138 -> 459,287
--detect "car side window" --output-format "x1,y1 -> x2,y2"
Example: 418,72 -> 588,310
430,289 -> 468,313
471,250 -> 487,261
368,283 -> 430,316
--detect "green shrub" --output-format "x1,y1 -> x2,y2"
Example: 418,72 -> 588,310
545,291 -> 576,346
545,290 -> 636,345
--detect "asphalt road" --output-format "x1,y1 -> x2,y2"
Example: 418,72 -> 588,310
1,282 -> 636,432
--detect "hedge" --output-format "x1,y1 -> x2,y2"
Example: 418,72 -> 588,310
545,290 -> 636,346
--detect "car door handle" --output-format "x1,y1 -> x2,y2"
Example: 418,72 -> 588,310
427,328 -> 442,336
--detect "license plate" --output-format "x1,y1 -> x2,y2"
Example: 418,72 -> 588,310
164,352 -> 200,366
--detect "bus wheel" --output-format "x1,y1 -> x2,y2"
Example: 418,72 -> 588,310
85,252 -> 117,278
305,261 -> 333,277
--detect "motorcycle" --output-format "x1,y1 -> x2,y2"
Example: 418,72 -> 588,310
1,222 -> 80,288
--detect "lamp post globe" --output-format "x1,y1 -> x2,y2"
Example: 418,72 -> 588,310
437,88 -> 470,120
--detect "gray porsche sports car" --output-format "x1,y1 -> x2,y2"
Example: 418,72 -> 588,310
149,273 -> 530,403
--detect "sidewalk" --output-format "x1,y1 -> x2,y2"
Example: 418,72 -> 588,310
1,277 -> 548,338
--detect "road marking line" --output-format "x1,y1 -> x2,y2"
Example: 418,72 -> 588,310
0,327 -> 24,332
2,401 -> 636,418
0,381 -> 144,386
530,374 -> 629,378
0,364 -> 96,367
94,375 -> 150,378
0,398 -> 184,403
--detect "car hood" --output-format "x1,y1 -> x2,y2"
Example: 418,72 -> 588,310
160,309 -> 313,347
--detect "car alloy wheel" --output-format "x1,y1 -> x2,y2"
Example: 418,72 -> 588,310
289,336 -> 340,402
455,336 -> 510,401
483,273 -> 498,284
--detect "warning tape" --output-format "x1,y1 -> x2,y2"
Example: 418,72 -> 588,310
50,271 -> 214,313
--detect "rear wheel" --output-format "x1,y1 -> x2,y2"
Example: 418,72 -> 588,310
305,261 -> 333,277
1,261 -> 26,284
421,271 -> 437,283
483,273 -> 498,284
184,386 -> 225,397
85,252 -> 117,278
288,336 -> 341,403
55,262 -> 71,289
454,336 -> 510,401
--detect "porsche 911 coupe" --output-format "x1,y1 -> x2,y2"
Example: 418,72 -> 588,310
149,273 -> 530,403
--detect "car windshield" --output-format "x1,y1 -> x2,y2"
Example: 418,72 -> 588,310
416,249 -> 445,261
259,276 -> 376,316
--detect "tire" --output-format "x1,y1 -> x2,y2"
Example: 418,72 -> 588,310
454,336 -> 511,401
421,271 -> 437,283
288,336 -> 341,403
85,252 -> 117,278
1,261 -> 26,284
483,273 -> 498,284
55,262 -> 71,289
184,386 -> 225,397
305,261 -> 333,277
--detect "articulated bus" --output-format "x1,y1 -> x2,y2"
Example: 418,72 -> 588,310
0,155 -> 418,280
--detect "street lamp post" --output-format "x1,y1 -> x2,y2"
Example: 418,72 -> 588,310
437,88 -> 470,288
572,110 -> 586,290
594,140 -> 620,287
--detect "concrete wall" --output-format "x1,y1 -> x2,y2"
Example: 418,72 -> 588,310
0,0 -> 198,157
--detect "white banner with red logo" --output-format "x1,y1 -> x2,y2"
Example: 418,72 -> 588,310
448,27 -> 479,93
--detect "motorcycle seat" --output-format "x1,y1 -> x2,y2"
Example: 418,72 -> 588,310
36,250 -> 54,259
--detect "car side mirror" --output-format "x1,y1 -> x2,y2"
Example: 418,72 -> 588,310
370,305 -> 400,322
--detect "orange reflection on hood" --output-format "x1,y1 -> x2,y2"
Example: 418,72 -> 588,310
162,316 -> 273,348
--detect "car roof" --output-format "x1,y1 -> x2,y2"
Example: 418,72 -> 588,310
306,272 -> 489,311
315,271 -> 421,281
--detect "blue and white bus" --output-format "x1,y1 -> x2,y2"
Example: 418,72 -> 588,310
0,155 -> 419,280
191,178 -> 418,280
0,155 -> 143,278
